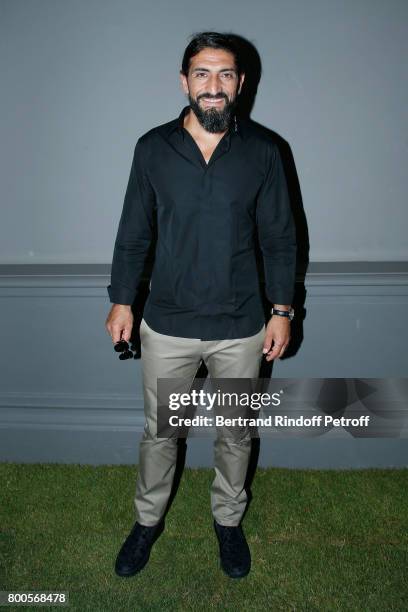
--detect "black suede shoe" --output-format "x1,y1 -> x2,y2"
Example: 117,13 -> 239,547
115,520 -> 165,577
213,519 -> 251,578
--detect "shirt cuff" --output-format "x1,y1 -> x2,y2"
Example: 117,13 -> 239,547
107,284 -> 135,306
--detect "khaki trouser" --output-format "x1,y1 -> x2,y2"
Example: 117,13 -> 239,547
134,317 -> 265,527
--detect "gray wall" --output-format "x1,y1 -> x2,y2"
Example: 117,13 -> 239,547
0,263 -> 407,468
1,1 -> 407,467
1,0 -> 407,263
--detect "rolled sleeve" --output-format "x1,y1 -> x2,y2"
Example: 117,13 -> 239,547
107,137 -> 156,305
256,143 -> 297,305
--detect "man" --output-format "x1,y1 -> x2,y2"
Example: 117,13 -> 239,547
105,31 -> 297,579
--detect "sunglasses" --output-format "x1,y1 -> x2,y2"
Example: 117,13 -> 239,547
114,339 -> 139,360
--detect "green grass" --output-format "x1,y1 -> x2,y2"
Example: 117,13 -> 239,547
1,464 -> 407,611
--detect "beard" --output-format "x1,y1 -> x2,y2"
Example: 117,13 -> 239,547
188,91 -> 238,133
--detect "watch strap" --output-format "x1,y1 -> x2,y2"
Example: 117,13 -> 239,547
271,307 -> 294,320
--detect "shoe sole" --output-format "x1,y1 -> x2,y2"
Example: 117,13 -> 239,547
115,521 -> 165,577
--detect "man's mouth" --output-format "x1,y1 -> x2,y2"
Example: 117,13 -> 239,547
200,97 -> 225,106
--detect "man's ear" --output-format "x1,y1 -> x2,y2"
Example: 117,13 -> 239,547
238,72 -> 245,95
179,70 -> 188,95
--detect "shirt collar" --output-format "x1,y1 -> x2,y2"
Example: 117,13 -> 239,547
169,105 -> 244,140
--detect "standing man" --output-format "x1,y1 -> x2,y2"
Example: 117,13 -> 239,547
106,31 -> 296,579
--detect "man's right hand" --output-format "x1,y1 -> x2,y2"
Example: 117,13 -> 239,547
105,304 -> 134,344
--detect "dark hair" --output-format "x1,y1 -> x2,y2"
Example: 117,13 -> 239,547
180,31 -> 244,77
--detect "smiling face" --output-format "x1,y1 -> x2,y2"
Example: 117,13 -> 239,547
179,47 -> 245,133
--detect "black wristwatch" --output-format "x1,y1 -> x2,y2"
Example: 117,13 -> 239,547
271,307 -> 295,321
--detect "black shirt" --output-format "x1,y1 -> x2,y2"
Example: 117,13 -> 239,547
107,105 -> 297,340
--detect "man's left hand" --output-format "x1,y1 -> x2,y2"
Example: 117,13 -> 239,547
262,316 -> 291,361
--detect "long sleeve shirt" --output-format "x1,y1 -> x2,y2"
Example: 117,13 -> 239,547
107,105 -> 297,340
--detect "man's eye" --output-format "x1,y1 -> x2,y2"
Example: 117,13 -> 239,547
195,72 -> 207,78
222,73 -> 234,79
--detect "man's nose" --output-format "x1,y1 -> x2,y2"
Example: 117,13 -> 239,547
206,74 -> 224,95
